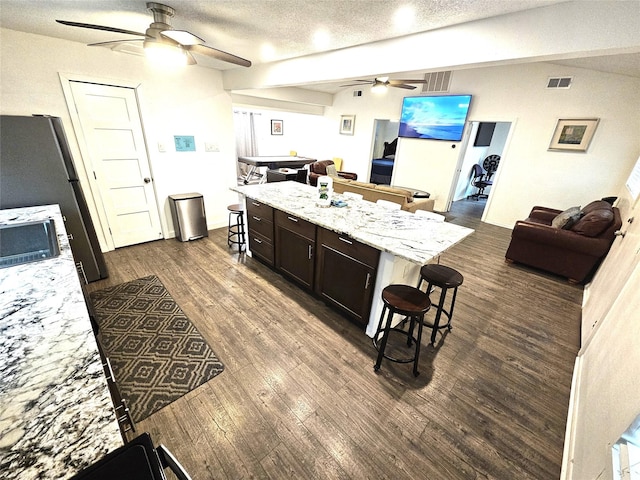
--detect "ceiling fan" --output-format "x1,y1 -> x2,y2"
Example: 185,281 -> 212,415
340,76 -> 428,91
56,2 -> 251,67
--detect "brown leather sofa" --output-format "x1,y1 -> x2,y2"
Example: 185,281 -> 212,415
308,160 -> 358,186
505,200 -> 621,283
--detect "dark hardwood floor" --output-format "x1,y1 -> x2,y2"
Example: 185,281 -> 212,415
87,198 -> 582,479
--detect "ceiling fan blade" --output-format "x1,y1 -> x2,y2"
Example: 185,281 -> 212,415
339,80 -> 374,87
161,30 -> 204,46
56,20 -> 146,37
88,39 -> 145,47
388,79 -> 429,85
390,84 -> 417,90
185,43 -> 251,67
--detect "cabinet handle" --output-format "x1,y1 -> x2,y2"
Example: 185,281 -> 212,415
287,216 -> 299,222
365,272 -> 371,290
254,237 -> 263,244
339,237 -> 353,245
308,245 -> 313,260
252,201 -> 261,206
252,216 -> 261,221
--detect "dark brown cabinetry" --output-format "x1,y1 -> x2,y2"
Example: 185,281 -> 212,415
274,210 -> 316,289
246,198 -> 274,266
315,228 -> 380,325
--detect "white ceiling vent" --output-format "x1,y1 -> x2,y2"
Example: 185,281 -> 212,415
422,71 -> 452,93
547,76 -> 573,89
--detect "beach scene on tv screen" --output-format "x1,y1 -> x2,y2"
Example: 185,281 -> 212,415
399,95 -> 471,141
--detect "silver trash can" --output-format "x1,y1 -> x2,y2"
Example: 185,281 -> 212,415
168,193 -> 208,241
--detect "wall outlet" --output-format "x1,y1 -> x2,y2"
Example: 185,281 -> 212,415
205,143 -> 219,152
157,141 -> 167,152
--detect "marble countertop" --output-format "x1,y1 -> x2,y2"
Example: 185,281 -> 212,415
232,182 -> 474,264
0,205 -> 122,479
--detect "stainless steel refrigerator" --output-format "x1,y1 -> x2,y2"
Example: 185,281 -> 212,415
1,115 -> 107,282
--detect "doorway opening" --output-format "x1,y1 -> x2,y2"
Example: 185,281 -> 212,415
451,121 -> 511,218
370,119 -> 399,184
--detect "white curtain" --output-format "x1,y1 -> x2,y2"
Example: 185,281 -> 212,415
234,110 -> 260,178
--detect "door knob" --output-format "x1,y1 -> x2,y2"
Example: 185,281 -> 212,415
143,177 -> 151,183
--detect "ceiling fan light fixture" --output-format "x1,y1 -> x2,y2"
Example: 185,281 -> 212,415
371,81 -> 388,94
144,40 -> 188,66
161,29 -> 203,46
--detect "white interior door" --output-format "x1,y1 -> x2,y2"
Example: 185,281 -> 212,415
69,81 -> 163,248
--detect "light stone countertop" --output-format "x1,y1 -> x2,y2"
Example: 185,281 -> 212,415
0,205 -> 122,480
232,181 -> 474,265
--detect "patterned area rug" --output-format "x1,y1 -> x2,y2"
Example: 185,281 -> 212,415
90,275 -> 224,423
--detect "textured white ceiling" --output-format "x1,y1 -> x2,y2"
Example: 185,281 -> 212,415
1,0 -> 639,83
0,0 -> 567,68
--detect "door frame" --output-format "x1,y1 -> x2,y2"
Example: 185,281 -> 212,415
446,116 -> 517,221
59,72 -> 162,252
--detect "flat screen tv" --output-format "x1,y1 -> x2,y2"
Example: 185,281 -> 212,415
398,94 -> 472,141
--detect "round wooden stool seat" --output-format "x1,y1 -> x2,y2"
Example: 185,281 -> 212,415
417,264 -> 464,345
381,284 -> 431,315
419,264 -> 463,289
374,284 -> 431,376
227,204 -> 245,251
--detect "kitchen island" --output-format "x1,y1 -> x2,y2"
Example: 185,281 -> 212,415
0,205 -> 121,479
232,182 -> 474,336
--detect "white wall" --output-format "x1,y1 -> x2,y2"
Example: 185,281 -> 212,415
0,28 -> 239,248
231,107 -> 332,159
325,63 -> 640,219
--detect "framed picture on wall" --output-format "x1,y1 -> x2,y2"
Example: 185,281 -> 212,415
340,115 -> 355,135
548,118 -> 599,152
271,119 -> 283,135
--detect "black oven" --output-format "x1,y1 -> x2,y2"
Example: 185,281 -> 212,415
70,433 -> 191,480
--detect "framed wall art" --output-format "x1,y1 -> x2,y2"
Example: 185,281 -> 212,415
548,118 -> 599,152
174,135 -> 196,152
340,115 -> 355,135
271,119 -> 283,135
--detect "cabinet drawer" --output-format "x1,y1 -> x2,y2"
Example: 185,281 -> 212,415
246,198 -> 274,222
318,228 -> 380,268
248,216 -> 273,240
248,231 -> 274,266
275,210 -> 316,240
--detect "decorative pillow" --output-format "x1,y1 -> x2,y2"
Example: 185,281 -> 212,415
570,208 -> 614,237
551,206 -> 581,229
582,200 -> 612,214
561,211 -> 584,230
325,164 -> 338,177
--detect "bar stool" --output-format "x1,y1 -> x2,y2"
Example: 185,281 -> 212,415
417,264 -> 464,345
227,204 -> 245,250
373,284 -> 431,376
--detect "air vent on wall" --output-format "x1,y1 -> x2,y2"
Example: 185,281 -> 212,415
422,71 -> 452,93
547,76 -> 573,89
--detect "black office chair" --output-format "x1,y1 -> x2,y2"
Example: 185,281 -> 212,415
467,164 -> 492,200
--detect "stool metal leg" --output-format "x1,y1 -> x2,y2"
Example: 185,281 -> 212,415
228,211 -> 246,250
430,282 -> 447,345
446,286 -> 458,331
413,313 -> 425,377
237,212 -> 246,251
374,306 -> 393,372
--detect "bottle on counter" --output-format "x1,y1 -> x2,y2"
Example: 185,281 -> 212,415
316,175 -> 333,207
